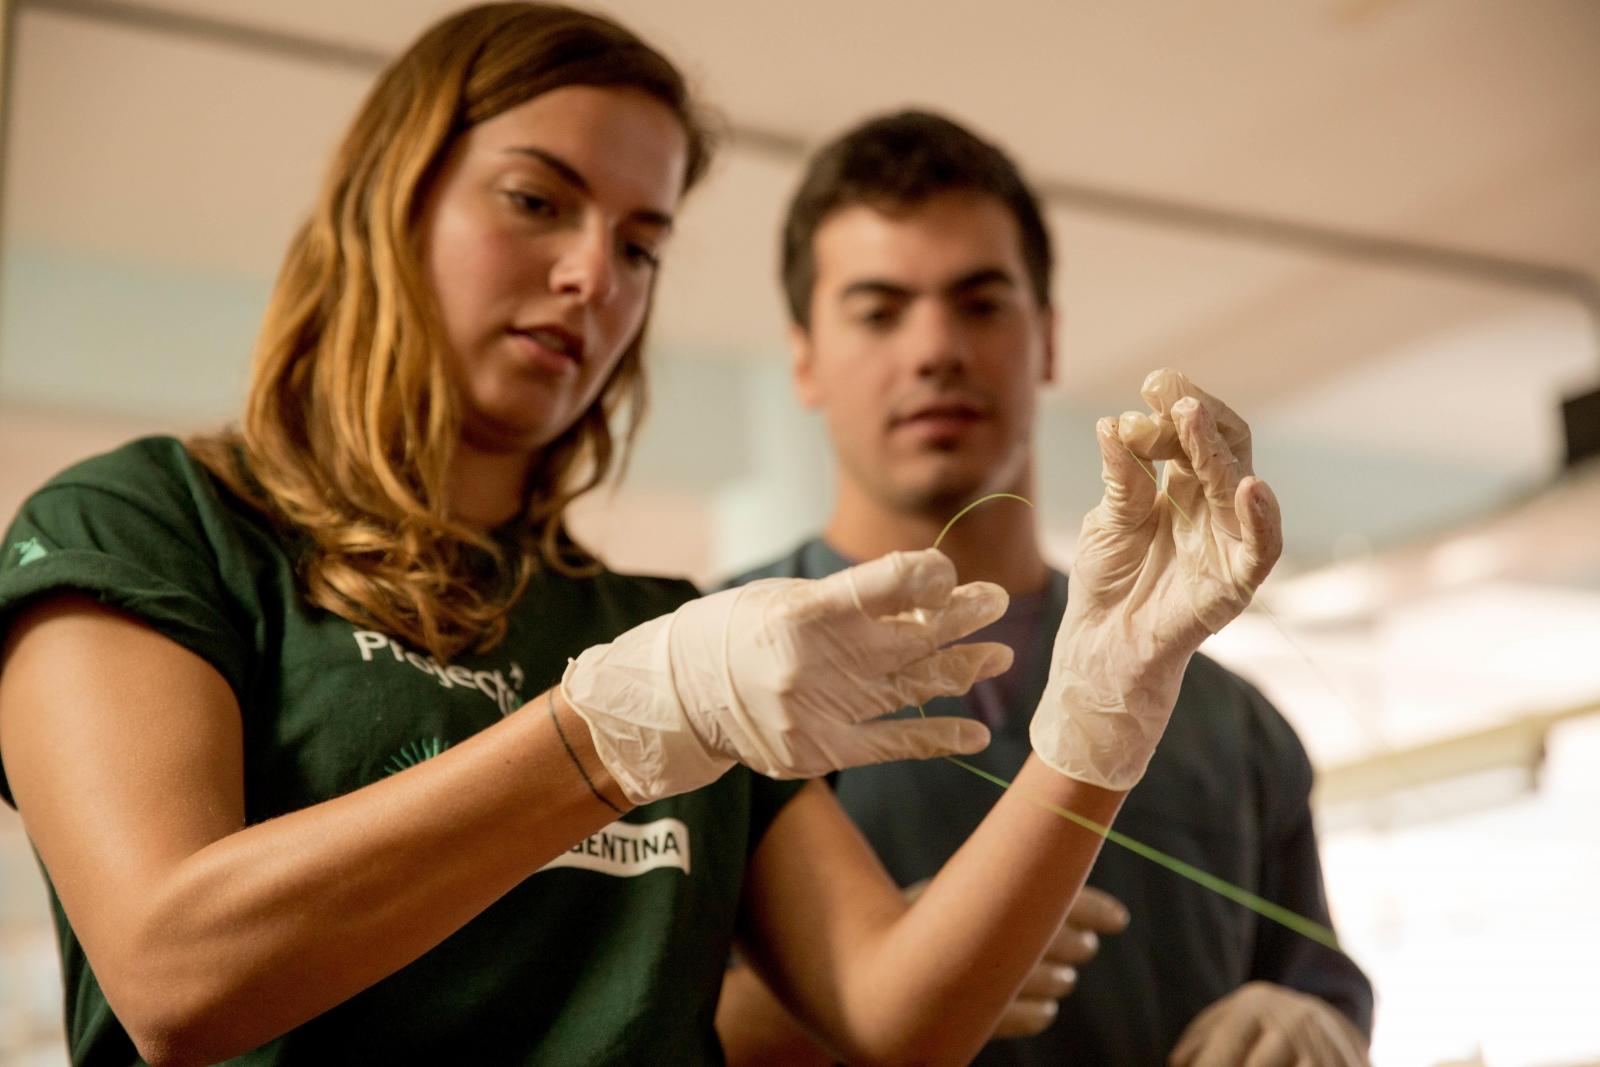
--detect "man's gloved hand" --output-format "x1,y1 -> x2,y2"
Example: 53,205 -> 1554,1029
1031,368 -> 1283,790
994,886 -> 1132,1038
1170,982 -> 1370,1067
563,549 -> 1012,805
900,879 -> 1130,1039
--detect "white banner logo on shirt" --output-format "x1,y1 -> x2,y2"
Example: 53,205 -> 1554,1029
540,817 -> 691,877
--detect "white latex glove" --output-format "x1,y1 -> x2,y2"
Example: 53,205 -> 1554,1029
563,549 -> 1012,805
1169,982 -> 1370,1067
1032,368 -> 1283,790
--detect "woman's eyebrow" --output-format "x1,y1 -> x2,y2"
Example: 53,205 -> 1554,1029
503,146 -> 675,229
505,146 -> 590,192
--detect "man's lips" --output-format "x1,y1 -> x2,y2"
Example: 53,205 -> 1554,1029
890,400 -> 991,430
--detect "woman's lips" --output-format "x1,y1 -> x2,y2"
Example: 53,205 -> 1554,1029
508,325 -> 583,373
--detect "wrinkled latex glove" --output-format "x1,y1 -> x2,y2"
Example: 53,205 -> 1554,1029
1032,369 -> 1283,789
563,549 -> 1012,805
1169,982 -> 1370,1067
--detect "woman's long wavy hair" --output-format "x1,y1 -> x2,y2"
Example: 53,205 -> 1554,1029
191,3 -> 714,663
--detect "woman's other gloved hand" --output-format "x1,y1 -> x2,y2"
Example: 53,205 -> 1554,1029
1031,369 -> 1283,791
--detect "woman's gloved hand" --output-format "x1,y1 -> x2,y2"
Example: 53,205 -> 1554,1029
1032,369 -> 1283,791
563,549 -> 1012,805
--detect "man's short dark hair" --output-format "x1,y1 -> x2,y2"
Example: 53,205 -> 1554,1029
781,110 -> 1054,328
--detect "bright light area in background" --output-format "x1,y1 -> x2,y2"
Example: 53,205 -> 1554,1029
1204,582 -> 1600,1067
1255,303 -> 1595,479
1206,581 -> 1600,758
1320,715 -> 1600,1067
1379,584 -> 1600,746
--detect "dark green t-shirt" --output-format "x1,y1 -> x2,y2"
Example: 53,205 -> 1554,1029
0,437 -> 802,1066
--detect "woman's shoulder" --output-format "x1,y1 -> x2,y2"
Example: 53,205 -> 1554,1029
31,434 -> 220,507
1,435 -> 270,708
11,432 -> 280,566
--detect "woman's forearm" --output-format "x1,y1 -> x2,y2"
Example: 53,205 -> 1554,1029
846,757 -> 1122,1063
740,763 -> 1122,1067
110,689 -> 625,1065
717,963 -> 838,1067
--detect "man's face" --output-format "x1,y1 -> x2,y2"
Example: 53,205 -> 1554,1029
793,192 -> 1055,516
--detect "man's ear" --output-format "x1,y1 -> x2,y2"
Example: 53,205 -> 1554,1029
1041,306 -> 1058,385
789,323 -> 823,409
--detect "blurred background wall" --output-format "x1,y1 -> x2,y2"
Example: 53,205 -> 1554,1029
2,1 -> 1598,1063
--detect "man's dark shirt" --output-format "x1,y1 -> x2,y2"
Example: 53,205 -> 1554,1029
728,538 -> 1373,1066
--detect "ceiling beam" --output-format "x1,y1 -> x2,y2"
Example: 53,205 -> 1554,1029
9,0 -> 1600,362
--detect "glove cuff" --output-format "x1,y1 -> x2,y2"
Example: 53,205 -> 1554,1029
1029,665 -> 1169,791
561,618 -> 733,806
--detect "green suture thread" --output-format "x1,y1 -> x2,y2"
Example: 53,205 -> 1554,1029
922,487 -> 1345,954
1126,451 -> 1195,527
946,757 -> 1341,951
1126,447 -> 1260,604
933,492 -> 1034,551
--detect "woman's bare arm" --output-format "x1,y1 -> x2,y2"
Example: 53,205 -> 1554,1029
717,961 -> 837,1066
737,769 -> 1121,1067
0,594 -> 627,1067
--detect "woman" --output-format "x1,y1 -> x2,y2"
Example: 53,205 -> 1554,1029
0,4 -> 1281,1065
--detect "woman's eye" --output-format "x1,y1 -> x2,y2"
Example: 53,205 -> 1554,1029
504,190 -> 556,217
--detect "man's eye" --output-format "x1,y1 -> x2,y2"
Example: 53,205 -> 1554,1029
961,297 -> 1003,320
622,241 -> 661,269
859,307 -> 899,330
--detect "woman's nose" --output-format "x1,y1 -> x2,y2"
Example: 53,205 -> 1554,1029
549,219 -> 615,305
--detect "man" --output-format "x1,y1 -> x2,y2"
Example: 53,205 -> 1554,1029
715,112 -> 1373,1065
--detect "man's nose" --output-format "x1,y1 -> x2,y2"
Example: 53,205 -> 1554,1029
907,302 -> 971,379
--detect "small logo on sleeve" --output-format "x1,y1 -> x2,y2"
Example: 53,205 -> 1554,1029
539,817 -> 691,878
6,538 -> 48,567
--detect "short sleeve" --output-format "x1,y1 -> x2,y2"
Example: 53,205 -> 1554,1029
0,440 -> 253,805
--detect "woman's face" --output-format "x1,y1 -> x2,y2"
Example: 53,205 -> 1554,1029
419,85 -> 688,455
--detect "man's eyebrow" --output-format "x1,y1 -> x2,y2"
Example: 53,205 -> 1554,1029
838,269 -> 1018,303
944,268 -> 1018,296
504,146 -> 675,229
839,280 -> 915,302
